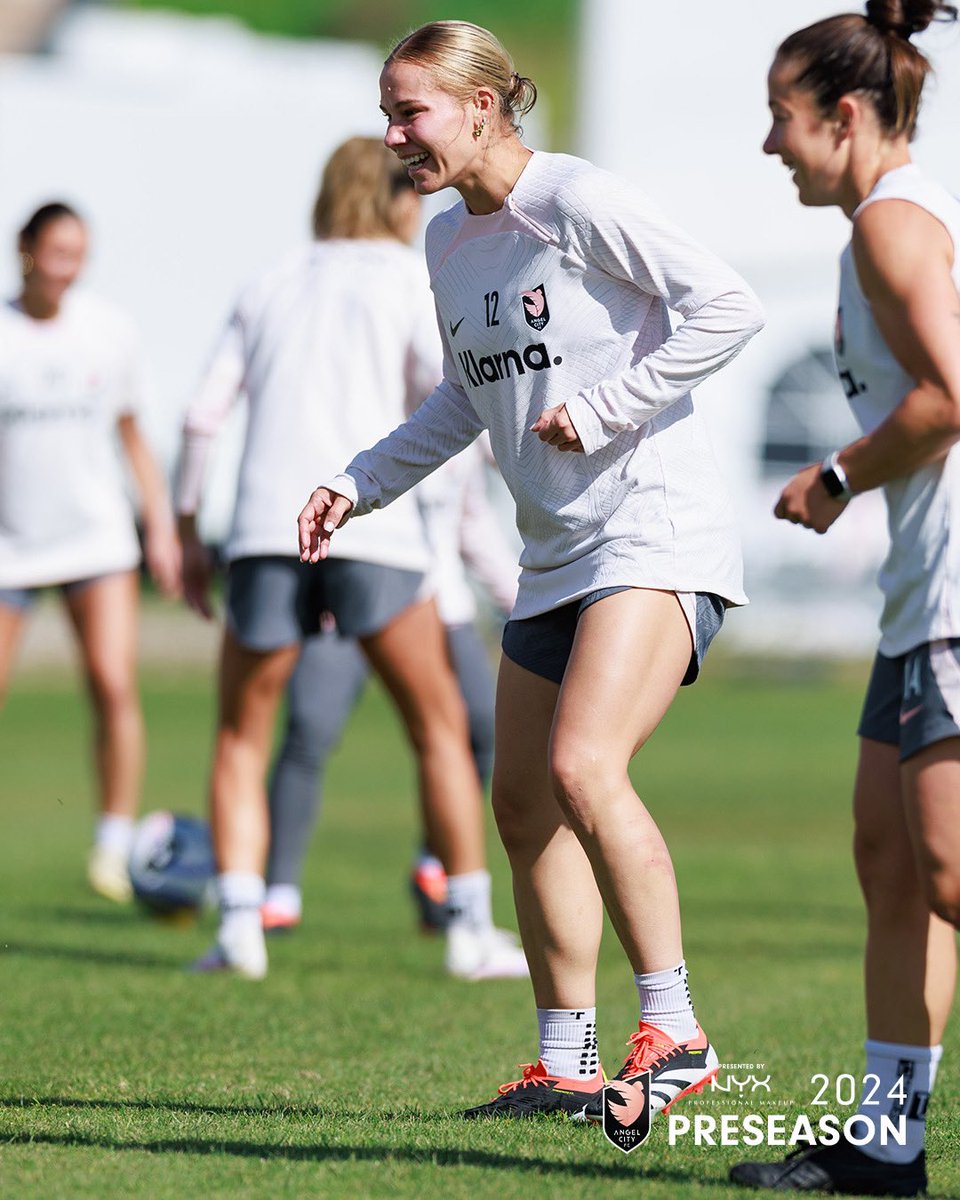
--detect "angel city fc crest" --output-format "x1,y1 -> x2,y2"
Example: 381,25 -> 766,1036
520,283 -> 550,331
601,1071 -> 652,1153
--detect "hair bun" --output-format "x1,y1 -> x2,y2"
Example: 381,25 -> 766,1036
865,0 -> 956,37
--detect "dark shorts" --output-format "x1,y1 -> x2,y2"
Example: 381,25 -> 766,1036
858,639 -> 960,761
0,574 -> 113,611
501,588 -> 725,687
225,556 -> 425,652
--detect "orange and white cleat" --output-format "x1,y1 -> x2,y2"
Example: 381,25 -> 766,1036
463,1060 -> 605,1119
581,1021 -> 718,1122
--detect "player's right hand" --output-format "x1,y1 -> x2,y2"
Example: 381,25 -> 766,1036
299,487 -> 354,562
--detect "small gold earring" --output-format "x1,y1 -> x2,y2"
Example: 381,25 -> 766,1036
473,120 -> 485,139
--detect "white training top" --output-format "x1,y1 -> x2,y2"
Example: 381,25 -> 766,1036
837,163 -> 960,657
0,292 -> 144,589
177,240 -> 436,570
327,151 -> 764,620
417,435 -> 519,626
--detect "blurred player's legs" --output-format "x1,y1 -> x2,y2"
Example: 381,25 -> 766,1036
360,596 -> 525,979
65,571 -> 143,903
264,630 -> 367,930
411,622 -> 497,933
196,629 -> 299,978
0,595 -> 28,710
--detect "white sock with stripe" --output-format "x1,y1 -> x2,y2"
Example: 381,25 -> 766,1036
634,960 -> 699,1043
854,1040 -> 942,1164
445,869 -> 493,933
217,871 -> 266,968
537,1007 -> 600,1080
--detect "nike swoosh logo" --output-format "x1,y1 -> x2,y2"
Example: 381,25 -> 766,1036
449,317 -> 465,338
899,704 -> 924,725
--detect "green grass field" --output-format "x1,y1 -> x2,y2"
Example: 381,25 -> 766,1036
2,656 -> 958,1198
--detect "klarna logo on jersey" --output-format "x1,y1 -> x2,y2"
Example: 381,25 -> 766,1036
457,342 -> 563,390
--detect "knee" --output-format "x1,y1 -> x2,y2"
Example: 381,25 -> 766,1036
853,819 -> 917,905
547,742 -> 617,835
491,777 -> 536,856
86,664 -> 138,718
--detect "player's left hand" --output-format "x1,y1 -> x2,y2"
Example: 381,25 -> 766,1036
774,464 -> 848,534
531,403 -> 583,452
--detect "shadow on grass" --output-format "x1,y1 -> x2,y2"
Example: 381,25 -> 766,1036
0,1127 -> 710,1186
1,1096 -> 329,1119
41,905 -> 156,927
0,941 -> 180,970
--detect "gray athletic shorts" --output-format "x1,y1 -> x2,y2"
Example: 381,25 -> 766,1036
858,639 -> 960,761
226,556 -> 425,652
501,587 -> 725,687
0,574 -> 115,611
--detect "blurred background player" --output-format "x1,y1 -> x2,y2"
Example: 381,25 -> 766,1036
0,201 -> 181,902
262,433 -> 518,934
732,2 -> 960,1195
300,21 -> 763,1122
177,136 -> 527,982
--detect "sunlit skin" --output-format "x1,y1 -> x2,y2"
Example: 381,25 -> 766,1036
763,60 -> 910,217
19,215 -> 88,320
379,59 -> 531,215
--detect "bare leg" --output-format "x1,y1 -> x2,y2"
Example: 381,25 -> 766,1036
360,597 -> 485,876
65,572 -> 143,821
0,601 -> 28,710
550,588 -> 692,973
492,653 -> 603,1007
211,629 -> 300,875
854,737 -> 957,1045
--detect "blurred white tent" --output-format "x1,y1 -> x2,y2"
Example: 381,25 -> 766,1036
578,0 -> 960,653
0,3 -> 388,535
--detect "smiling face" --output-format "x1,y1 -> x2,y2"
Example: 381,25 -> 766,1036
380,60 -> 484,196
763,59 -> 847,208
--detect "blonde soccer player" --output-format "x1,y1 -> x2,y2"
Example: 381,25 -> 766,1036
299,21 -> 764,1121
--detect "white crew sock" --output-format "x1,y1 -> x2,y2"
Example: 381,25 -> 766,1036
94,813 -> 135,856
445,869 -> 493,933
853,1040 -> 942,1164
537,1007 -> 600,1080
634,960 -> 699,1043
217,871 -> 266,963
263,883 -> 302,918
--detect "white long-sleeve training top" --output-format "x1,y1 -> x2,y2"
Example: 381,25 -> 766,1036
177,239 -> 438,570
327,152 -> 764,618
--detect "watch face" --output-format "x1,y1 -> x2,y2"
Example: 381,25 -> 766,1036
821,467 -> 843,497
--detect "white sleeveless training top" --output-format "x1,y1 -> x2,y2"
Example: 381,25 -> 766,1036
836,164 -> 960,656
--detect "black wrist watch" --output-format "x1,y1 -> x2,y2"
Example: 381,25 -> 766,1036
820,451 -> 853,502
